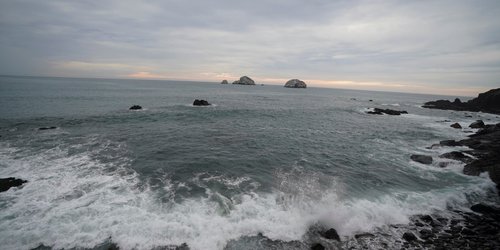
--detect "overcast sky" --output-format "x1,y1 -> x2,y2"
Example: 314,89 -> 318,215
1,0 -> 499,95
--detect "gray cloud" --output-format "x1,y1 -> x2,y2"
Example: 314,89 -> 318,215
1,0 -> 500,95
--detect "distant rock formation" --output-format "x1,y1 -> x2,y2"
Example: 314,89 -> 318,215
423,88 -> 500,114
0,177 -> 27,192
284,79 -> 307,88
38,126 -> 57,130
193,99 -> 210,106
232,76 -> 255,85
129,105 -> 142,110
221,80 -> 228,84
366,108 -> 408,115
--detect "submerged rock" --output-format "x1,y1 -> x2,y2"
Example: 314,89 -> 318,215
469,120 -> 485,128
129,105 -> 142,110
232,76 -> 255,85
440,140 -> 461,147
450,123 -> 462,129
440,151 -> 473,163
284,79 -> 307,88
38,126 -> 57,130
193,99 -> 210,106
220,79 -> 228,84
411,154 -> 433,165
366,108 -> 408,115
0,177 -> 27,192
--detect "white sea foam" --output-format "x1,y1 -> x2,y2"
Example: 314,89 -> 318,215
0,139 -> 496,250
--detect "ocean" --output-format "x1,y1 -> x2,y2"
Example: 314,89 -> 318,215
0,76 -> 498,250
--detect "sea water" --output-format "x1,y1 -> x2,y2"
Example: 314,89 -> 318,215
0,76 -> 498,249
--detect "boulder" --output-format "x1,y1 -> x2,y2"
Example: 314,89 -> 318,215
321,228 -> 340,241
311,243 -> 325,250
220,80 -> 228,84
402,232 -> 417,242
366,108 -> 408,115
232,76 -> 255,85
470,204 -> 500,215
423,88 -> 500,114
450,123 -> 462,129
469,120 -> 485,129
129,105 -> 142,110
411,154 -> 433,165
284,79 -> 307,88
193,99 -> 210,106
0,177 -> 27,192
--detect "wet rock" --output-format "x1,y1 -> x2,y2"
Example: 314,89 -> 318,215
129,105 -> 142,110
321,228 -> 340,241
402,232 -> 417,242
354,233 -> 374,239
419,229 -> 433,239
450,123 -> 462,129
411,154 -> 433,165
440,151 -> 473,163
310,243 -> 325,250
366,108 -> 408,115
439,140 -> 461,147
0,177 -> 27,192
284,79 -> 307,88
220,80 -> 228,84
423,88 -> 500,115
470,204 -> 500,215
38,126 -> 57,130
469,120 -> 485,129
193,99 -> 210,106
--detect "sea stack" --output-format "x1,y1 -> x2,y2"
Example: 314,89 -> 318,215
284,79 -> 307,88
232,76 -> 255,85
221,80 -> 228,84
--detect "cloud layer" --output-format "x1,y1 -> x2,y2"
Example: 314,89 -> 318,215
1,0 -> 500,95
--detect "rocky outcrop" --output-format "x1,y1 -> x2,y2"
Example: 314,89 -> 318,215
411,154 -> 433,164
232,76 -> 255,85
0,177 -> 27,192
469,120 -> 485,128
284,79 -> 307,88
439,151 -> 473,163
366,108 -> 408,115
193,99 -> 210,106
321,228 -> 340,241
450,123 -> 462,129
220,80 -> 228,84
129,105 -> 142,110
423,88 -> 500,114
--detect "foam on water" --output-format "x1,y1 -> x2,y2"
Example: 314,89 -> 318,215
0,135 -> 496,250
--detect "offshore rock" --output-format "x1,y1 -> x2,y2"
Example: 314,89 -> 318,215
38,126 -> 57,130
220,80 -> 228,84
423,88 -> 500,114
366,108 -> 408,115
411,154 -> 433,165
321,228 -> 340,241
440,151 -> 473,163
450,122 -> 462,129
193,99 -> 210,106
232,76 -> 255,85
469,120 -> 485,128
284,79 -> 307,88
129,105 -> 142,110
0,177 -> 27,192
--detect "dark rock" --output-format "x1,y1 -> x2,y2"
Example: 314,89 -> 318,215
284,79 -> 307,88
440,140 -> 461,147
423,88 -> 500,115
129,105 -> 142,110
369,100 -> 373,102
366,108 -> 408,115
354,233 -> 374,239
0,177 -> 27,192
420,215 -> 434,224
321,228 -> 340,241
411,154 -> 433,165
440,151 -> 473,163
469,120 -> 485,128
220,80 -> 228,84
193,99 -> 211,106
450,123 -> 462,129
470,204 -> 500,215
232,76 -> 255,85
311,243 -> 325,250
38,126 -> 57,130
419,229 -> 433,239
402,232 -> 417,242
